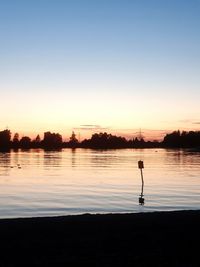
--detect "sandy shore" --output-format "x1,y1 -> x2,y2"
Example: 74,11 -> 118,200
0,210 -> 200,266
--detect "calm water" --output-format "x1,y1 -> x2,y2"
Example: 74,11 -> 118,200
0,148 -> 199,218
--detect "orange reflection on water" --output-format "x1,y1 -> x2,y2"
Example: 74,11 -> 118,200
0,148 -> 199,218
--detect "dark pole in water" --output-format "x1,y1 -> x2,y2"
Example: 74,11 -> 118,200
138,160 -> 145,205
140,168 -> 144,195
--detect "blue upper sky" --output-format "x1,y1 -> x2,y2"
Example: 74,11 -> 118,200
0,0 -> 200,139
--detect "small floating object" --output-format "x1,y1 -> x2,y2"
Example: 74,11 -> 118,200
17,164 -> 21,169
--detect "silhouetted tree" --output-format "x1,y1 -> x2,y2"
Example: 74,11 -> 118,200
35,135 -> 41,143
68,131 -> 79,148
163,130 -> 181,147
13,133 -> 19,148
0,129 -> 11,149
42,132 -> 62,148
32,134 -> 41,148
162,130 -> 200,148
132,137 -> 146,148
19,136 -> 31,148
81,132 -> 128,148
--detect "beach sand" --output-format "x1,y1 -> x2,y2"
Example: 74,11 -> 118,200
0,210 -> 199,266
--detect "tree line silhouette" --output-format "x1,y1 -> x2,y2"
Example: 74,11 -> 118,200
163,130 -> 200,148
0,129 -> 200,150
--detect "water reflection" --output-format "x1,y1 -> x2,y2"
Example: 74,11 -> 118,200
0,152 -> 11,176
11,149 -> 20,168
43,150 -> 62,169
0,148 -> 199,218
71,149 -> 76,168
139,182 -> 145,205
164,149 -> 200,169
90,153 -> 110,168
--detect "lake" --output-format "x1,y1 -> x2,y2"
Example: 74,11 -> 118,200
0,148 -> 199,218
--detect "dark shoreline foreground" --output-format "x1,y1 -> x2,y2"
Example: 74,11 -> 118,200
0,211 -> 200,267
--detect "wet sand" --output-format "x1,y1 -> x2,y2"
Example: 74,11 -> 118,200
0,210 -> 199,267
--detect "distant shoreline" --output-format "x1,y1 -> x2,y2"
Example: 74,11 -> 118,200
1,129 -> 200,150
0,210 -> 199,266
1,147 -> 200,153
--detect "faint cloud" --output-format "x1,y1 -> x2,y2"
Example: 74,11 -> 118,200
162,119 -> 194,124
80,124 -> 101,128
179,119 -> 192,123
178,120 -> 200,125
74,125 -> 110,131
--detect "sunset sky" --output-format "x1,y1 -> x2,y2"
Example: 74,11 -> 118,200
0,0 -> 200,140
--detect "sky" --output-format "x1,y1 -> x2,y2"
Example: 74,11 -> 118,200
0,0 -> 200,141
